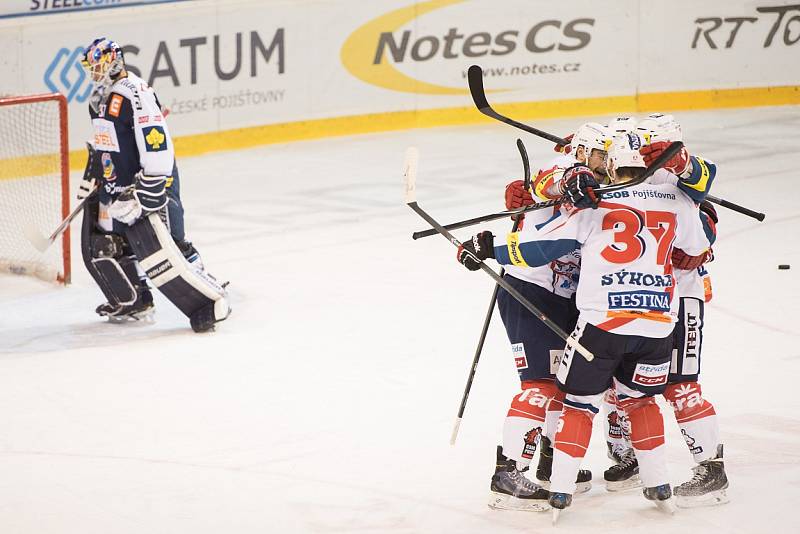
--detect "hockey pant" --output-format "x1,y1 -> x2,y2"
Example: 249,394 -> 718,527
550,383 -> 668,495
124,213 -> 229,323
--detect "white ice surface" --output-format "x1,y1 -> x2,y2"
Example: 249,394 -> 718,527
1,107 -> 799,533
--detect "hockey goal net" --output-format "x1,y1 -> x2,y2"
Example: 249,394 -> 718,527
0,93 -> 71,284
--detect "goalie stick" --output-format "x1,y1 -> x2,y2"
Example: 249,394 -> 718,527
467,64 -> 766,222
25,144 -> 99,253
24,192 -> 95,253
404,147 -> 594,370
412,141 -> 685,240
451,138 -> 530,445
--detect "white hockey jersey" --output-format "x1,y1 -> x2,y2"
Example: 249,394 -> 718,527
649,169 -> 713,301
504,154 -> 581,298
494,181 -> 714,338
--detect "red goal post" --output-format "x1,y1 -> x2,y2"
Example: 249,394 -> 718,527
0,92 -> 71,284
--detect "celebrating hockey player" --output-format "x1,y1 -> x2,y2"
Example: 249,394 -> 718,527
603,114 -> 729,507
488,123 -> 610,512
77,37 -> 230,332
457,132 -> 716,520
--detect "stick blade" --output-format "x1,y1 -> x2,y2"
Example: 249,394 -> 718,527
467,65 -> 489,111
23,224 -> 52,253
403,147 -> 419,204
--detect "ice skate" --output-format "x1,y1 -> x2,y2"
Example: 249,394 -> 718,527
488,446 -> 550,512
604,448 -> 642,491
96,286 -> 154,322
675,444 -> 730,508
643,483 -> 676,514
549,492 -> 572,525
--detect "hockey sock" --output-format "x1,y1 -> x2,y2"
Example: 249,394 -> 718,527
602,388 -> 628,459
619,395 -> 667,488
544,389 -> 565,443
663,381 -> 720,463
551,393 -> 600,494
502,379 -> 558,469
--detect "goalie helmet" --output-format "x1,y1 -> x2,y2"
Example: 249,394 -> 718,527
569,122 -> 610,162
607,116 -> 638,135
636,113 -> 682,144
607,132 -> 647,173
82,38 -> 125,87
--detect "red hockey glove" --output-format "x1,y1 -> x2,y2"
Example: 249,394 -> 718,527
560,164 -> 600,209
457,231 -> 495,271
554,134 -> 574,154
640,140 -> 690,176
671,247 -> 709,270
505,179 -> 534,210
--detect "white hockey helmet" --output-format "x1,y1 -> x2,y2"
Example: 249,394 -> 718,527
636,113 -> 683,144
569,122 -> 610,161
608,132 -> 647,175
607,116 -> 638,135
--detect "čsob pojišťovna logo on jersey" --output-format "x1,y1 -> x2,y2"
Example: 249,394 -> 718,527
43,46 -> 93,104
340,0 -> 594,94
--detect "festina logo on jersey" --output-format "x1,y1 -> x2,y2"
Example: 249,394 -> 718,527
607,290 -> 670,312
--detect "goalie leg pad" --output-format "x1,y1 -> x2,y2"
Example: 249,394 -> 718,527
124,213 -> 229,329
81,198 -> 138,306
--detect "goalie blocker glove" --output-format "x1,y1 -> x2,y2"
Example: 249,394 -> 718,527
108,171 -> 168,226
560,164 -> 600,209
457,231 -> 495,271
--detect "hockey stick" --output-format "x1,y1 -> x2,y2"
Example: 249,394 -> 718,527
450,139 -> 530,446
468,65 -> 567,145
412,141 -> 685,240
468,64 -> 767,222
404,147 -> 594,366
25,144 -> 97,253
705,193 -> 765,221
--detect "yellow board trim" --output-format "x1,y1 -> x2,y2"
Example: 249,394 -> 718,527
1,84 -> 797,179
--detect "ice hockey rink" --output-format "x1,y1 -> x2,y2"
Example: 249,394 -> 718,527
1,106 -> 799,533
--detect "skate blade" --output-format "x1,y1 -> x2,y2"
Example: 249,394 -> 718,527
488,492 -> 550,512
105,307 -> 156,324
676,489 -> 730,508
654,497 -> 676,515
605,474 -> 643,492
551,508 -> 561,525
537,480 -> 591,495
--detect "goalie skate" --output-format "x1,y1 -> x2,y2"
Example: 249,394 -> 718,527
96,287 -> 155,323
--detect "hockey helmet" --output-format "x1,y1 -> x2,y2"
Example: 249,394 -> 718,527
608,132 -> 647,174
636,113 -> 682,144
81,38 -> 125,85
569,122 -> 610,163
607,116 -> 638,135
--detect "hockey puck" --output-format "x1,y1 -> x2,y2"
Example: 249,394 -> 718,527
778,264 -> 791,270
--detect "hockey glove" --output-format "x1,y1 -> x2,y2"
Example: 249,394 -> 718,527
554,134 -> 574,154
505,179 -> 534,210
640,140 -> 691,176
108,187 -> 143,225
457,231 -> 494,271
672,247 -> 710,270
560,164 -> 600,209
